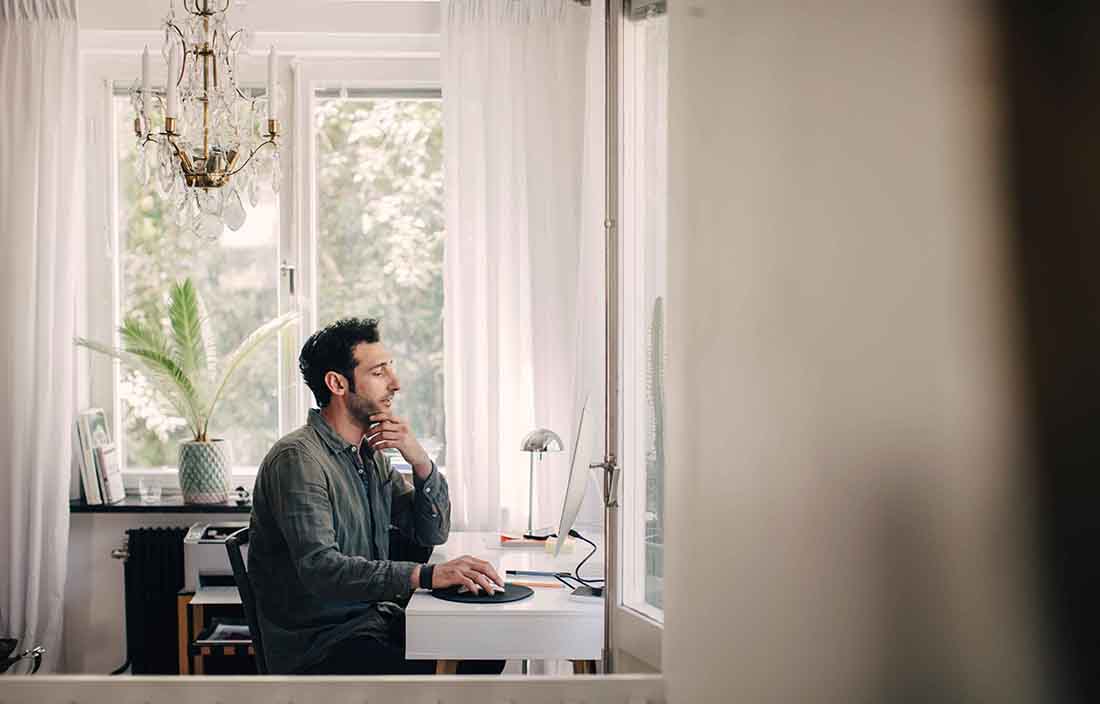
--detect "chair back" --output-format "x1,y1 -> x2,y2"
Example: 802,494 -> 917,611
225,527 -> 268,674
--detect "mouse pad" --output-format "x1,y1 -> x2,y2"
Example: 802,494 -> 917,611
430,584 -> 534,604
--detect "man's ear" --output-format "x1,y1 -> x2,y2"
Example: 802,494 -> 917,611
324,371 -> 347,397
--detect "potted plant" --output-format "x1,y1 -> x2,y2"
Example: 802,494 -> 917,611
75,279 -> 299,504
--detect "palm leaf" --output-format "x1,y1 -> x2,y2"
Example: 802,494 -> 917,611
168,279 -> 206,379
195,291 -> 219,385
201,311 -> 300,439
74,336 -> 202,438
119,308 -> 208,433
119,316 -> 170,360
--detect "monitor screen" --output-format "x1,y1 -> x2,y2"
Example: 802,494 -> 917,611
554,392 -> 590,557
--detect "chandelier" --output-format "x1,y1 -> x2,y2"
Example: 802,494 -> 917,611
131,0 -> 280,240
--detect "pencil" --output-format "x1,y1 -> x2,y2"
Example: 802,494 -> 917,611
507,580 -> 562,589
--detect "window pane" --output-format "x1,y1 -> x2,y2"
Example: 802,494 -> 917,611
642,14 -> 669,612
115,95 -> 281,470
314,96 -> 445,464
621,12 -> 669,615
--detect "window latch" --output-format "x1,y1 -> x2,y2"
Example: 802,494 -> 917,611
280,261 -> 296,296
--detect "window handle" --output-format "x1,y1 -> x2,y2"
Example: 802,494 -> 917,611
280,261 -> 296,296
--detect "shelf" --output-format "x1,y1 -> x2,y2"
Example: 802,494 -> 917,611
69,496 -> 251,514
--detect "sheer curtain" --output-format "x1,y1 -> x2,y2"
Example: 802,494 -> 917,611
442,0 -> 605,533
0,0 -> 80,672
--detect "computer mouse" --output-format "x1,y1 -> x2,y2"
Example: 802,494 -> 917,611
455,583 -> 505,595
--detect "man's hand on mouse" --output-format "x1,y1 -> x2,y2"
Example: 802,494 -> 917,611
412,555 -> 504,594
365,412 -> 432,479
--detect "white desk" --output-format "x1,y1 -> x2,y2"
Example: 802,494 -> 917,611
405,531 -> 603,665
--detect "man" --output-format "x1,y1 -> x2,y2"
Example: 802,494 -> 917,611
248,317 -> 504,675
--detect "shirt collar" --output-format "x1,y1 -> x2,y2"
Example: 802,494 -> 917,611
308,408 -> 362,455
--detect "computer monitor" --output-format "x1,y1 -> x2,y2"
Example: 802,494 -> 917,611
554,392 -> 591,558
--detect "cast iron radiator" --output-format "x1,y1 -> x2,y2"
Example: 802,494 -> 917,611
115,527 -> 187,674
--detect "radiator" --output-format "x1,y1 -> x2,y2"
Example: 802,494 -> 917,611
118,527 -> 188,674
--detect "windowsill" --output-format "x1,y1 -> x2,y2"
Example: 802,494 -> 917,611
69,495 -> 251,514
121,466 -> 259,493
120,459 -> 435,492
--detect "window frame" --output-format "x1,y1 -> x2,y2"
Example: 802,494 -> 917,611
79,34 -> 441,491
614,4 -> 667,671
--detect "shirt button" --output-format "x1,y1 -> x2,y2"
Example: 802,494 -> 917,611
425,487 -> 431,494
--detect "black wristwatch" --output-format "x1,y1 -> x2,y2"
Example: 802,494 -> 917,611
418,564 -> 435,590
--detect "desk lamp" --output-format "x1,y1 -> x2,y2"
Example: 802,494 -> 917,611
520,428 -> 563,536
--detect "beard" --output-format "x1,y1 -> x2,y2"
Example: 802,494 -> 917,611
346,391 -> 383,427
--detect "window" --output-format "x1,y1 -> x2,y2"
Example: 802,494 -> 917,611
114,93 -> 282,471
313,91 -> 446,466
92,51 -> 442,483
621,6 -> 668,622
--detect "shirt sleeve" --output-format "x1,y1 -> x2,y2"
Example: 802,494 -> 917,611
264,445 -> 417,602
387,455 -> 451,546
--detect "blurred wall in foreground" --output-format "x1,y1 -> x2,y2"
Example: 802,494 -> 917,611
663,1 -> 1047,701
999,1 -> 1100,700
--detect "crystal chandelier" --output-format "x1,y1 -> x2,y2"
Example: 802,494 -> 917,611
131,0 -> 281,240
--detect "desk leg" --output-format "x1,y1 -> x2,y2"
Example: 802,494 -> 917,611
191,604 -> 205,675
177,594 -> 191,675
572,660 -> 597,675
435,659 -> 459,675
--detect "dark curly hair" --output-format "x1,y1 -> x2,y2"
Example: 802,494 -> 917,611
299,318 -> 381,407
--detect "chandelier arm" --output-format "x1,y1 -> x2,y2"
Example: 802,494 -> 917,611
164,133 -> 196,175
214,0 -> 231,14
223,29 -> 260,105
223,138 -> 276,179
166,21 -> 188,89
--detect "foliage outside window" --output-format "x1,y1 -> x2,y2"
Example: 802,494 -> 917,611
314,96 -> 446,465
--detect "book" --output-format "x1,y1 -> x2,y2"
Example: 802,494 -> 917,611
94,444 -> 126,504
194,619 -> 252,645
76,409 -> 113,505
74,415 -> 102,505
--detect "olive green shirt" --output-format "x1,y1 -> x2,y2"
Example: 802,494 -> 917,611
247,409 -> 450,674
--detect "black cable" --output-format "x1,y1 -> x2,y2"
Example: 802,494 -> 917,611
567,529 -> 605,587
535,529 -> 605,589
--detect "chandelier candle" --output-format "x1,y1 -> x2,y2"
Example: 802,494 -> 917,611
141,46 -> 151,117
166,42 -> 179,119
267,47 -> 277,120
131,0 -> 281,239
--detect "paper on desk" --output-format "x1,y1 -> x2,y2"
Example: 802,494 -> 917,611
191,585 -> 241,605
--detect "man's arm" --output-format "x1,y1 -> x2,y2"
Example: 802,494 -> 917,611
265,446 -> 418,602
386,451 -> 450,547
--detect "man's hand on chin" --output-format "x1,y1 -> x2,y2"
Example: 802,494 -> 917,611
366,411 -> 433,479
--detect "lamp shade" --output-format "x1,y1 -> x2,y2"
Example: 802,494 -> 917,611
520,428 -> 564,453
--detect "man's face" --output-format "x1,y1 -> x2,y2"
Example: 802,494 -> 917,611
343,341 -> 400,426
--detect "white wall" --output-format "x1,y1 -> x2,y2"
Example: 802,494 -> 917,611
77,0 -> 440,34
64,512 -> 242,673
663,1 -> 1045,702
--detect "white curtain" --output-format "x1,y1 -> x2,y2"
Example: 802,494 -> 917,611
0,0 -> 80,672
442,0 -> 605,533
